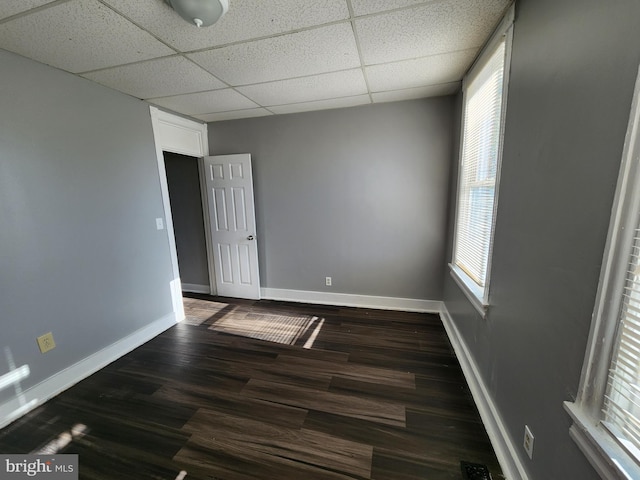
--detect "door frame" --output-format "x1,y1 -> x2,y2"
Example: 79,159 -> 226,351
149,107 -> 216,317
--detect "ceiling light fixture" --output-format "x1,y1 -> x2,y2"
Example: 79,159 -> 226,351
165,0 -> 229,28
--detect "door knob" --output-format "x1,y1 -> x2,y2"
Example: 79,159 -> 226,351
247,235 -> 255,240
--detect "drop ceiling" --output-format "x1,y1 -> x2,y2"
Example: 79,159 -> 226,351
0,0 -> 510,122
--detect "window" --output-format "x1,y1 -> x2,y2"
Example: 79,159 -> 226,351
450,8 -> 514,315
565,66 -> 640,479
604,237 -> 640,461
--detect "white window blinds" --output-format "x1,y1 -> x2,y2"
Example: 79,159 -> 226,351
603,217 -> 640,460
454,38 -> 507,292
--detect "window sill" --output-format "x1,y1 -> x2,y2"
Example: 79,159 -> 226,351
564,401 -> 640,480
448,264 -> 489,318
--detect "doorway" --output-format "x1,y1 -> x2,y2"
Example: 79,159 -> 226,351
150,107 -> 211,320
149,107 -> 261,315
163,152 -> 210,294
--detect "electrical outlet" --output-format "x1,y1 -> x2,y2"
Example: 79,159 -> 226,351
523,425 -> 534,459
325,276 -> 332,286
37,332 -> 56,354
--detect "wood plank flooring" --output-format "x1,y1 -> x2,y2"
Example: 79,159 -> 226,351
0,295 -> 503,479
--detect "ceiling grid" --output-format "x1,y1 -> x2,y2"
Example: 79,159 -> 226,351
0,0 -> 511,121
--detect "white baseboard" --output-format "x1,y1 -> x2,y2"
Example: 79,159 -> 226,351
0,312 -> 177,430
182,283 -> 210,294
260,288 -> 441,313
439,303 -> 529,480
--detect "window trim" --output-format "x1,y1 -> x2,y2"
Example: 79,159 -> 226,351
565,64 -> 640,480
450,5 -> 515,316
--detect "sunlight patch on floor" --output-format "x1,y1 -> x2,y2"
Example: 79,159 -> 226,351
303,318 -> 325,349
33,423 -> 88,455
210,313 -> 321,346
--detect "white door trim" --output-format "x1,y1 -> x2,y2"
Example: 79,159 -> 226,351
149,107 -> 212,316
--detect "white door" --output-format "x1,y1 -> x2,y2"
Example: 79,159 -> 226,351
203,154 -> 260,299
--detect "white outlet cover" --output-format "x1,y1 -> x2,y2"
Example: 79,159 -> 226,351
523,425 -> 534,459
156,218 -> 164,230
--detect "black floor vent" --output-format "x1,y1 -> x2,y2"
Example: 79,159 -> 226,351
461,461 -> 492,480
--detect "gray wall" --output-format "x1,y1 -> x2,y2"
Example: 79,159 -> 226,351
209,98 -> 454,300
164,152 -> 209,288
443,0 -> 640,478
0,49 -> 174,407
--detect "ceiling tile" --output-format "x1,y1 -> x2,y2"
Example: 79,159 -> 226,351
82,56 -> 226,99
188,24 -> 360,86
366,49 -> 477,92
102,0 -> 350,52
0,0 -> 57,21
237,69 -> 367,106
149,89 -> 259,116
356,0 -> 510,64
350,0 -> 429,16
372,83 -> 460,103
0,0 -> 174,73
269,95 -> 371,115
194,108 -> 273,123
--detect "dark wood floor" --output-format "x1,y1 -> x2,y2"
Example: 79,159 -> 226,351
0,295 -> 503,479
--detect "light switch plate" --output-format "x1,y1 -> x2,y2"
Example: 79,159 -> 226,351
156,218 -> 164,230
